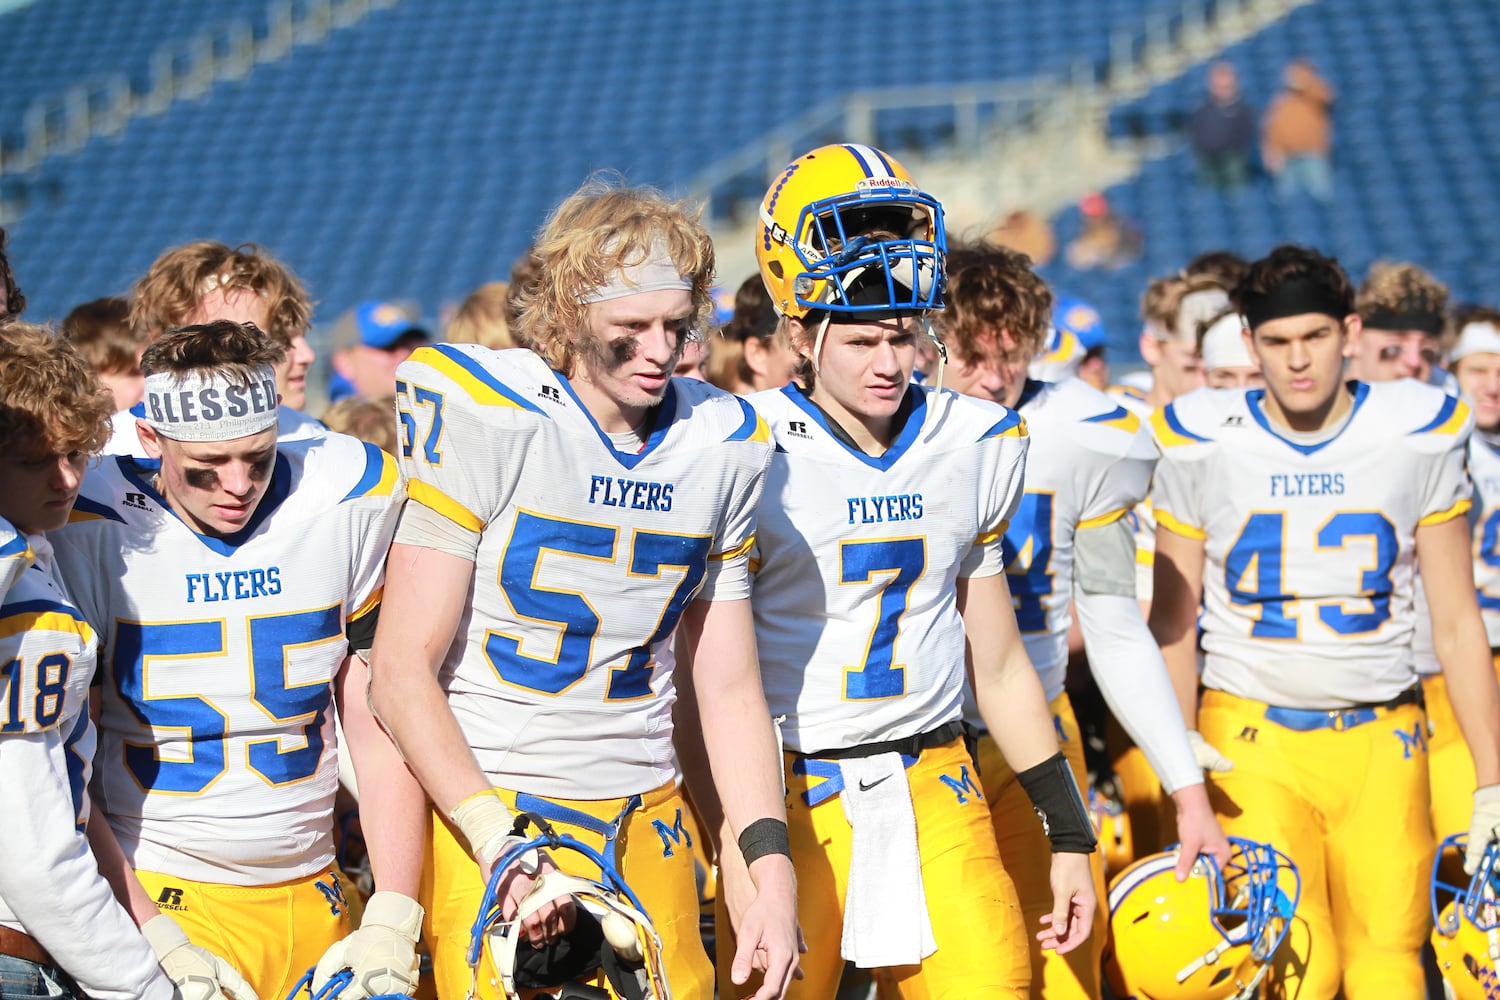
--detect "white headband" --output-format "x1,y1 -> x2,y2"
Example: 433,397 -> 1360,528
1201,313 -> 1255,372
142,366 -> 280,442
1177,289 -> 1231,342
1451,321 -> 1500,362
580,238 -> 693,304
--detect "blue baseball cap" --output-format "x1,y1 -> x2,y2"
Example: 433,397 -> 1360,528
353,301 -> 430,349
1053,294 -> 1107,351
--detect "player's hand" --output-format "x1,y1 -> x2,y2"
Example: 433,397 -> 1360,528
729,855 -> 802,1000
1037,852 -> 1095,956
485,848 -> 577,947
1187,730 -> 1234,773
1466,784 -> 1500,874
1171,785 -> 1232,881
142,914 -> 260,1000
311,891 -> 423,999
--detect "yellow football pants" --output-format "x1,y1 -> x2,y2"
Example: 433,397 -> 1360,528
423,780 -> 712,1000
718,737 -> 1029,1000
1424,658 -> 1500,846
134,865 -> 356,1000
975,694 -> 1108,1000
1198,688 -> 1433,1000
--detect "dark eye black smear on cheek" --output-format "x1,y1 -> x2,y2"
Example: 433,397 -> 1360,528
184,468 -> 220,491
607,336 -> 640,370
250,456 -> 275,482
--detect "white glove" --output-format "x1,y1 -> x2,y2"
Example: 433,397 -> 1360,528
1466,784 -> 1500,874
142,914 -> 260,1000
1187,730 -> 1234,773
312,892 -> 423,999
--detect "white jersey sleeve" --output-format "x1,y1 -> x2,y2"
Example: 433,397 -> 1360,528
1469,432 -> 1500,647
395,345 -> 773,799
0,539 -> 172,999
51,435 -> 404,884
0,517 -> 32,600
1151,382 -> 1472,709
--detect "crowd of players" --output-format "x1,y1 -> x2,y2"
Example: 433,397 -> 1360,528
0,140 -> 1498,1000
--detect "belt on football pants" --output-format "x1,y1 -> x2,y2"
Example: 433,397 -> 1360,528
0,926 -> 52,966
800,720 -> 965,760
1262,685 -> 1424,732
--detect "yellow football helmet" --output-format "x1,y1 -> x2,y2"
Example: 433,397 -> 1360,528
1104,837 -> 1300,1000
755,143 -> 945,321
1432,833 -> 1500,1000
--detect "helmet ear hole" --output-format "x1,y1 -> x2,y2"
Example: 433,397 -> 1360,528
768,261 -> 783,280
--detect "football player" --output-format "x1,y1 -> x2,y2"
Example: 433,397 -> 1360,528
1197,307 -> 1263,389
106,241 -> 323,455
0,324 -> 176,1000
1347,260 -> 1448,386
51,321 -> 422,1000
1147,245 -> 1500,998
700,144 -> 1097,1000
366,179 -> 798,1000
937,242 -> 1230,1000
1429,309 -> 1500,845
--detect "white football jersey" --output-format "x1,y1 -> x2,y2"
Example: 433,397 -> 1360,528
0,516 -> 31,600
0,535 -> 171,997
1469,430 -> 1500,648
1151,381 -> 1472,709
1109,383 -> 1159,599
748,383 -> 1028,755
106,403 -> 326,456
50,434 -> 402,884
991,379 -> 1155,702
394,345 -> 772,800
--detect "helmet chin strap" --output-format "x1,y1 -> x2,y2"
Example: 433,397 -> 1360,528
923,314 -> 947,393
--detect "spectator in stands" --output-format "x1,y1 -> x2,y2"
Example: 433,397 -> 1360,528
1184,249 -> 1251,290
1055,293 -> 1111,390
119,241 -> 323,454
1350,260 -> 1447,384
1190,61 -> 1257,191
327,300 -> 431,403
990,208 -> 1057,267
1263,58 -> 1335,201
1066,193 -> 1142,271
446,281 -> 515,350
322,394 -> 398,453
60,297 -> 148,411
1197,306 -> 1262,388
0,227 -> 23,323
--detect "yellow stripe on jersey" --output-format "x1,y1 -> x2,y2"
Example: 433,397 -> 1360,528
363,449 -> 400,498
711,535 -> 755,562
1149,407 -> 1212,449
748,557 -> 762,573
419,347 -> 540,412
1413,396 -> 1471,437
1154,507 -> 1206,540
974,520 -> 1010,547
0,607 -> 95,645
1136,547 -> 1155,565
1418,497 -> 1473,527
407,480 -> 485,533
1077,506 -> 1130,530
749,413 -> 772,443
349,586 -> 383,625
980,411 -> 1027,440
1084,406 -> 1142,435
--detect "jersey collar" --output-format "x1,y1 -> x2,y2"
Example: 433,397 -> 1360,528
118,453 -> 293,555
553,370 -> 678,470
780,382 -> 926,470
1244,381 -> 1369,456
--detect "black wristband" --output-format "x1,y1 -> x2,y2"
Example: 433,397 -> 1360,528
1016,752 -> 1097,854
737,817 -> 791,865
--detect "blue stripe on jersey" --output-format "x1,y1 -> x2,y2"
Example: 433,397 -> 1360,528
0,534 -> 29,559
129,401 -> 146,417
781,382 -> 928,470
1016,378 -> 1046,410
70,494 -> 126,523
979,408 -> 1024,440
342,442 -> 395,501
843,143 -> 878,178
554,373 -> 680,470
1412,392 -> 1460,434
1162,404 -> 1214,444
1084,404 -> 1130,425
430,344 -> 546,415
120,454 -> 294,555
725,396 -> 762,442
1245,381 -> 1370,455
0,598 -> 89,625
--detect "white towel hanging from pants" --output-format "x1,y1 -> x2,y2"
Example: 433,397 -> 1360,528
838,752 -> 937,967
